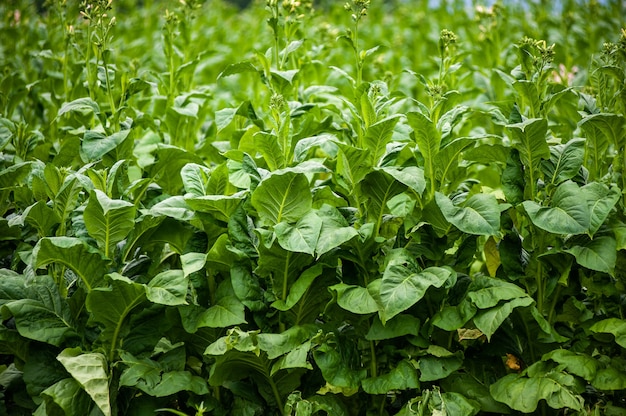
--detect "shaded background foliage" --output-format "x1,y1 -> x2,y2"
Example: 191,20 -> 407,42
0,0 -> 625,415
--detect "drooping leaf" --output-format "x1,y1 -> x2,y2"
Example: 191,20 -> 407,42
419,353 -> 463,382
590,318 -> 626,348
565,235 -> 616,275
32,237 -> 108,290
185,191 -> 247,223
473,297 -> 533,340
581,182 -> 621,236
315,205 -> 359,257
330,280 -> 380,315
379,249 -> 453,322
542,138 -> 585,186
360,170 -> 407,232
272,264 -> 324,312
522,180 -> 590,234
435,192 -> 501,236
57,348 -> 111,416
365,314 -> 420,340
490,371 -> 584,413
40,378 -> 96,416
361,360 -> 419,394
1,276 -> 76,347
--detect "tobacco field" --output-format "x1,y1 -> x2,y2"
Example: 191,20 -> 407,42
0,0 -> 625,414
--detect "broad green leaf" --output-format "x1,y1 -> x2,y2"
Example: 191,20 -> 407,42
441,373 -> 511,414
565,235 -> 616,275
146,270 -> 188,306
32,237 -> 108,290
181,163 -> 210,196
149,196 -> 196,223
592,367 -> 626,391
57,97 -> 100,118
435,192 -> 500,236
362,360 -> 419,394
215,100 -> 260,132
336,144 -> 371,189
57,348 -> 111,416
53,176 -> 83,231
380,250 -> 453,322
84,189 -> 136,258
1,276 -> 76,346
502,148 -> 525,205
23,201 -> 61,236
80,129 -> 131,162
407,111 -> 441,193
431,301 -> 477,331
251,171 -> 311,225
275,211 -> 322,255
434,137 -> 475,184
542,350 -> 597,381
40,378 -> 96,416
467,277 -> 529,309
360,170 -> 407,232
315,205 -> 359,257
379,166 -> 426,195
419,353 -> 463,382
86,274 -> 146,359
590,318 -> 626,348
255,131 -> 285,171
579,113 -> 625,149
330,280 -> 380,315
0,161 -> 36,189
433,392 -> 480,416
365,314 -> 420,340
185,191 -> 247,223
314,340 -> 366,394
119,351 -> 208,397
257,325 -> 318,359
490,372 -> 584,413
147,145 -> 204,194
581,183 -> 621,235
507,118 -> 549,195
364,115 -> 402,165
542,138 -> 585,185
272,264 -> 324,311
473,297 -> 533,340
180,252 -> 207,277
522,181 -> 590,234
217,61 -> 259,79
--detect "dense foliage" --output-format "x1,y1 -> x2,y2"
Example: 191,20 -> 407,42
1,0 -> 625,414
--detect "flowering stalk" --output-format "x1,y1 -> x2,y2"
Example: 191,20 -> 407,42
344,0 -> 370,87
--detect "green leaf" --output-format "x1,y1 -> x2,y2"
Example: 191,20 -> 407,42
364,115 -> 402,165
592,366 -> 626,391
542,138 -> 585,186
362,360 -> 419,394
1,276 -> 76,346
272,264 -> 324,311
435,192 -> 501,236
473,297 -> 533,340
147,145 -> 205,194
255,131 -> 285,171
590,318 -> 626,348
80,129 -> 131,162
360,170 -> 407,231
365,314 -> 420,340
119,351 -> 208,397
419,354 -> 463,382
315,205 -> 359,257
275,211 -> 322,255
0,161 -> 36,189
217,61 -> 259,80
507,118 -> 549,195
57,348 -> 111,416
86,274 -> 146,360
490,372 -> 584,413
542,349 -> 597,381
258,325 -> 317,359
330,280 -> 380,315
502,148 -> 525,205
582,183 -> 621,236
146,270 -> 188,306
565,235 -> 616,275
32,237 -> 108,290
522,181 -> 590,234
251,171 -> 311,225
84,189 -> 136,258
40,378 -> 96,416
407,111 -> 441,192
379,166 -> 426,195
185,191 -> 247,223
22,201 -> 61,236
181,163 -> 210,197
379,250 -> 453,322
57,97 -> 100,118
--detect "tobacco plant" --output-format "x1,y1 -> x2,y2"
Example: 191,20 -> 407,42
0,0 -> 625,415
